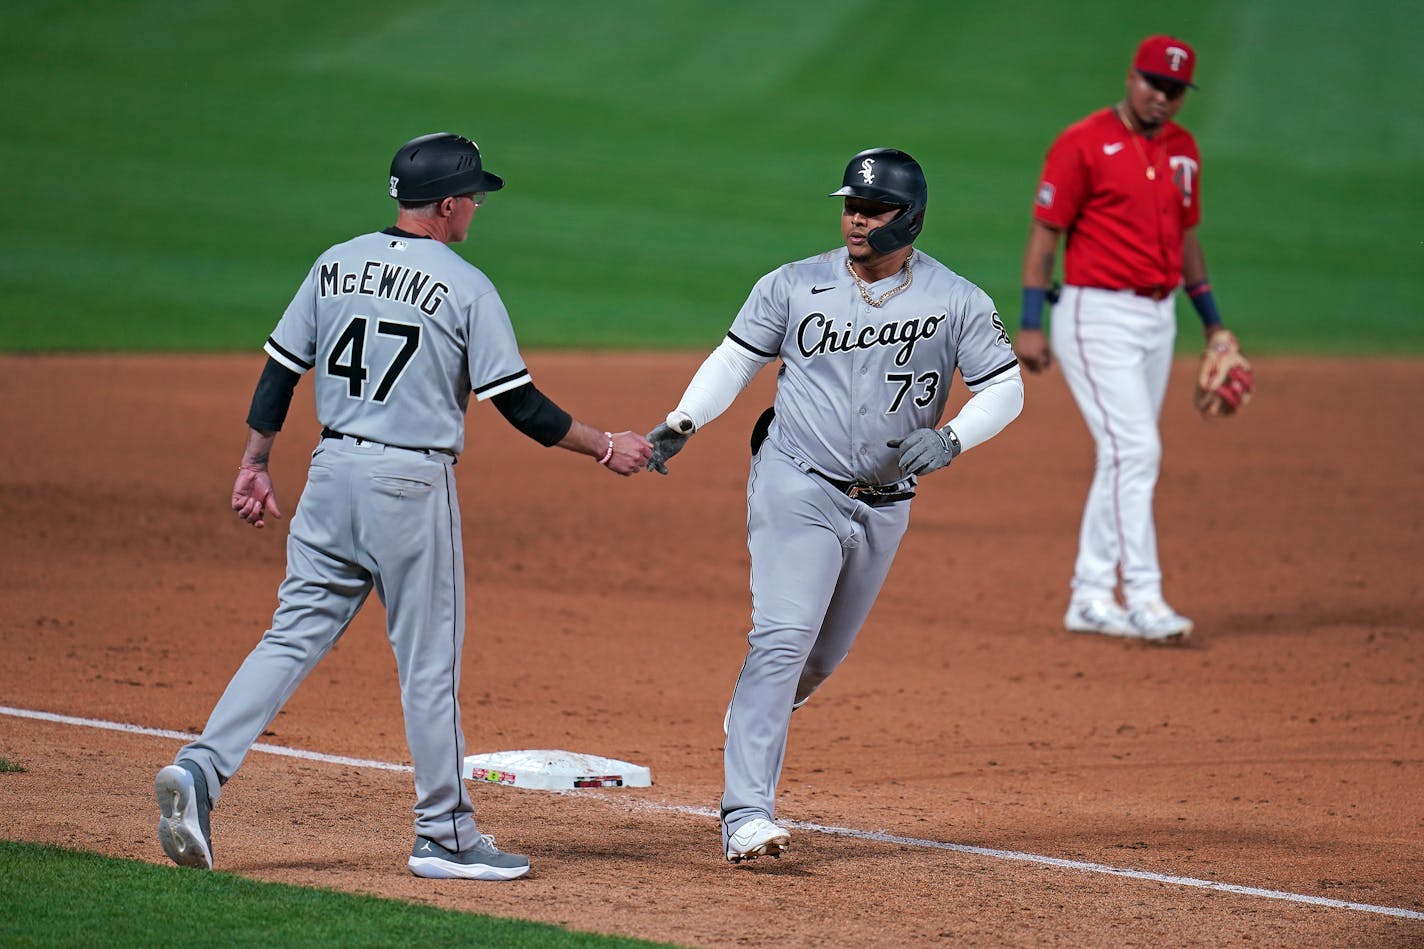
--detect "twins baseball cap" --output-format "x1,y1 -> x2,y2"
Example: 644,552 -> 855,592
1133,34 -> 1197,89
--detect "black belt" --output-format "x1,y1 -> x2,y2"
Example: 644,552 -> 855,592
321,427 -> 450,458
808,469 -> 914,506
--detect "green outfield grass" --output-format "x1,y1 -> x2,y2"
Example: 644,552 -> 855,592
0,841 -> 676,948
0,1 -> 1418,354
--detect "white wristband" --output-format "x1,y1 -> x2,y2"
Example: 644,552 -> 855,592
666,410 -> 695,434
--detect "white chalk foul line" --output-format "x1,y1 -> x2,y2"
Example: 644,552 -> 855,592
4,705 -> 1421,922
583,796 -> 1424,921
791,819 -> 1424,921
0,705 -> 412,773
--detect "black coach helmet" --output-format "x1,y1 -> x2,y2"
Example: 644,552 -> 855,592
388,133 -> 505,204
829,148 -> 928,254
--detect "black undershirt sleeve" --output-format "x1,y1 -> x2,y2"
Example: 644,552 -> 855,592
491,382 -> 573,447
246,357 -> 302,433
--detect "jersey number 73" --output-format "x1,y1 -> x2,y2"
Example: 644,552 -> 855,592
885,371 -> 940,412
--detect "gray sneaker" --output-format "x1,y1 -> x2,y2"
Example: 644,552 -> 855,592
408,834 -> 530,881
155,760 -> 213,869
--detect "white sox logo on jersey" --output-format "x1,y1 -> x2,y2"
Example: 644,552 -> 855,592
796,311 -> 945,367
859,159 -> 876,184
1169,155 -> 1198,206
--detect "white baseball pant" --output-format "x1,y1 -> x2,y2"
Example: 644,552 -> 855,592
1050,285 -> 1177,608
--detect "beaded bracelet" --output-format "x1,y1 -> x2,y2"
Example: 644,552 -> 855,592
597,432 -> 614,466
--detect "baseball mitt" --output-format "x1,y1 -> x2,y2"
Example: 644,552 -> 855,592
1193,329 -> 1254,418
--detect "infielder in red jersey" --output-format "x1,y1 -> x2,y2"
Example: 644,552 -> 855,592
1015,35 -> 1236,642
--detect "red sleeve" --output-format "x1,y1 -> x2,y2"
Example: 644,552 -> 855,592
1032,130 -> 1086,230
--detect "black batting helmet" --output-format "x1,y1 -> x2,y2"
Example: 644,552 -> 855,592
829,148 -> 928,253
388,133 -> 505,203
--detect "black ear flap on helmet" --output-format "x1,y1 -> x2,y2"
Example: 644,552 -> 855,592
828,148 -> 928,253
389,133 -> 505,204
867,204 -> 925,254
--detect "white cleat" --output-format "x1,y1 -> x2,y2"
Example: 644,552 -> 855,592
1128,601 -> 1194,642
725,818 -> 791,863
1064,599 -> 1135,638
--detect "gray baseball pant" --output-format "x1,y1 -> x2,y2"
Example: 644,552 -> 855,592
721,441 -> 910,841
176,438 -> 482,851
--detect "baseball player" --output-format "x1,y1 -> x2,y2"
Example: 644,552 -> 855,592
1015,36 -> 1243,642
153,132 -> 652,881
646,148 -> 1024,862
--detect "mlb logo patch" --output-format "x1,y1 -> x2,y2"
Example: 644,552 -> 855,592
1035,182 -> 1056,209
389,240 -> 408,251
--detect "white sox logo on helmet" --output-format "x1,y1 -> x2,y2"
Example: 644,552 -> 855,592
1165,46 -> 1189,71
859,159 -> 876,184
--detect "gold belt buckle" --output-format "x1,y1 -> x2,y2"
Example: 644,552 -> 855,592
847,482 -> 873,500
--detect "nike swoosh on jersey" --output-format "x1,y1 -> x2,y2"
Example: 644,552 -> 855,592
810,286 -> 835,294
1102,142 -> 1125,155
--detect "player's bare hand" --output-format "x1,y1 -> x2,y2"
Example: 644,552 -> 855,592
604,431 -> 654,476
232,464 -> 283,528
646,416 -> 694,475
1014,329 -> 1052,373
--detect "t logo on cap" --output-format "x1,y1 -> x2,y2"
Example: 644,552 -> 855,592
1133,34 -> 1198,89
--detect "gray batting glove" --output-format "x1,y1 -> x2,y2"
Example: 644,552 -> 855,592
647,411 -> 695,475
887,426 -> 961,476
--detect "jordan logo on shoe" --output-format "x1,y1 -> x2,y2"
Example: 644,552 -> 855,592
419,841 -> 433,853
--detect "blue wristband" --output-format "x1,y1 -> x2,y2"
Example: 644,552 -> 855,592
1020,287 -> 1047,330
1187,282 -> 1223,328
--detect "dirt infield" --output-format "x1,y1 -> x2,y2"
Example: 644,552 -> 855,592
1,353 -> 1420,947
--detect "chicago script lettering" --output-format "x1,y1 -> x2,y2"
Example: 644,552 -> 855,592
796,311 -> 945,367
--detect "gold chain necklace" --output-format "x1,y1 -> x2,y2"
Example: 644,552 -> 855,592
846,255 -> 913,308
1116,105 -> 1157,180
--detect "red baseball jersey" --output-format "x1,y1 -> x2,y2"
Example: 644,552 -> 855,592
1032,108 -> 1201,293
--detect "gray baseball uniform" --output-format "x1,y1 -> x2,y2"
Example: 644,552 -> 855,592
720,245 -> 1019,841
175,228 -> 528,851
